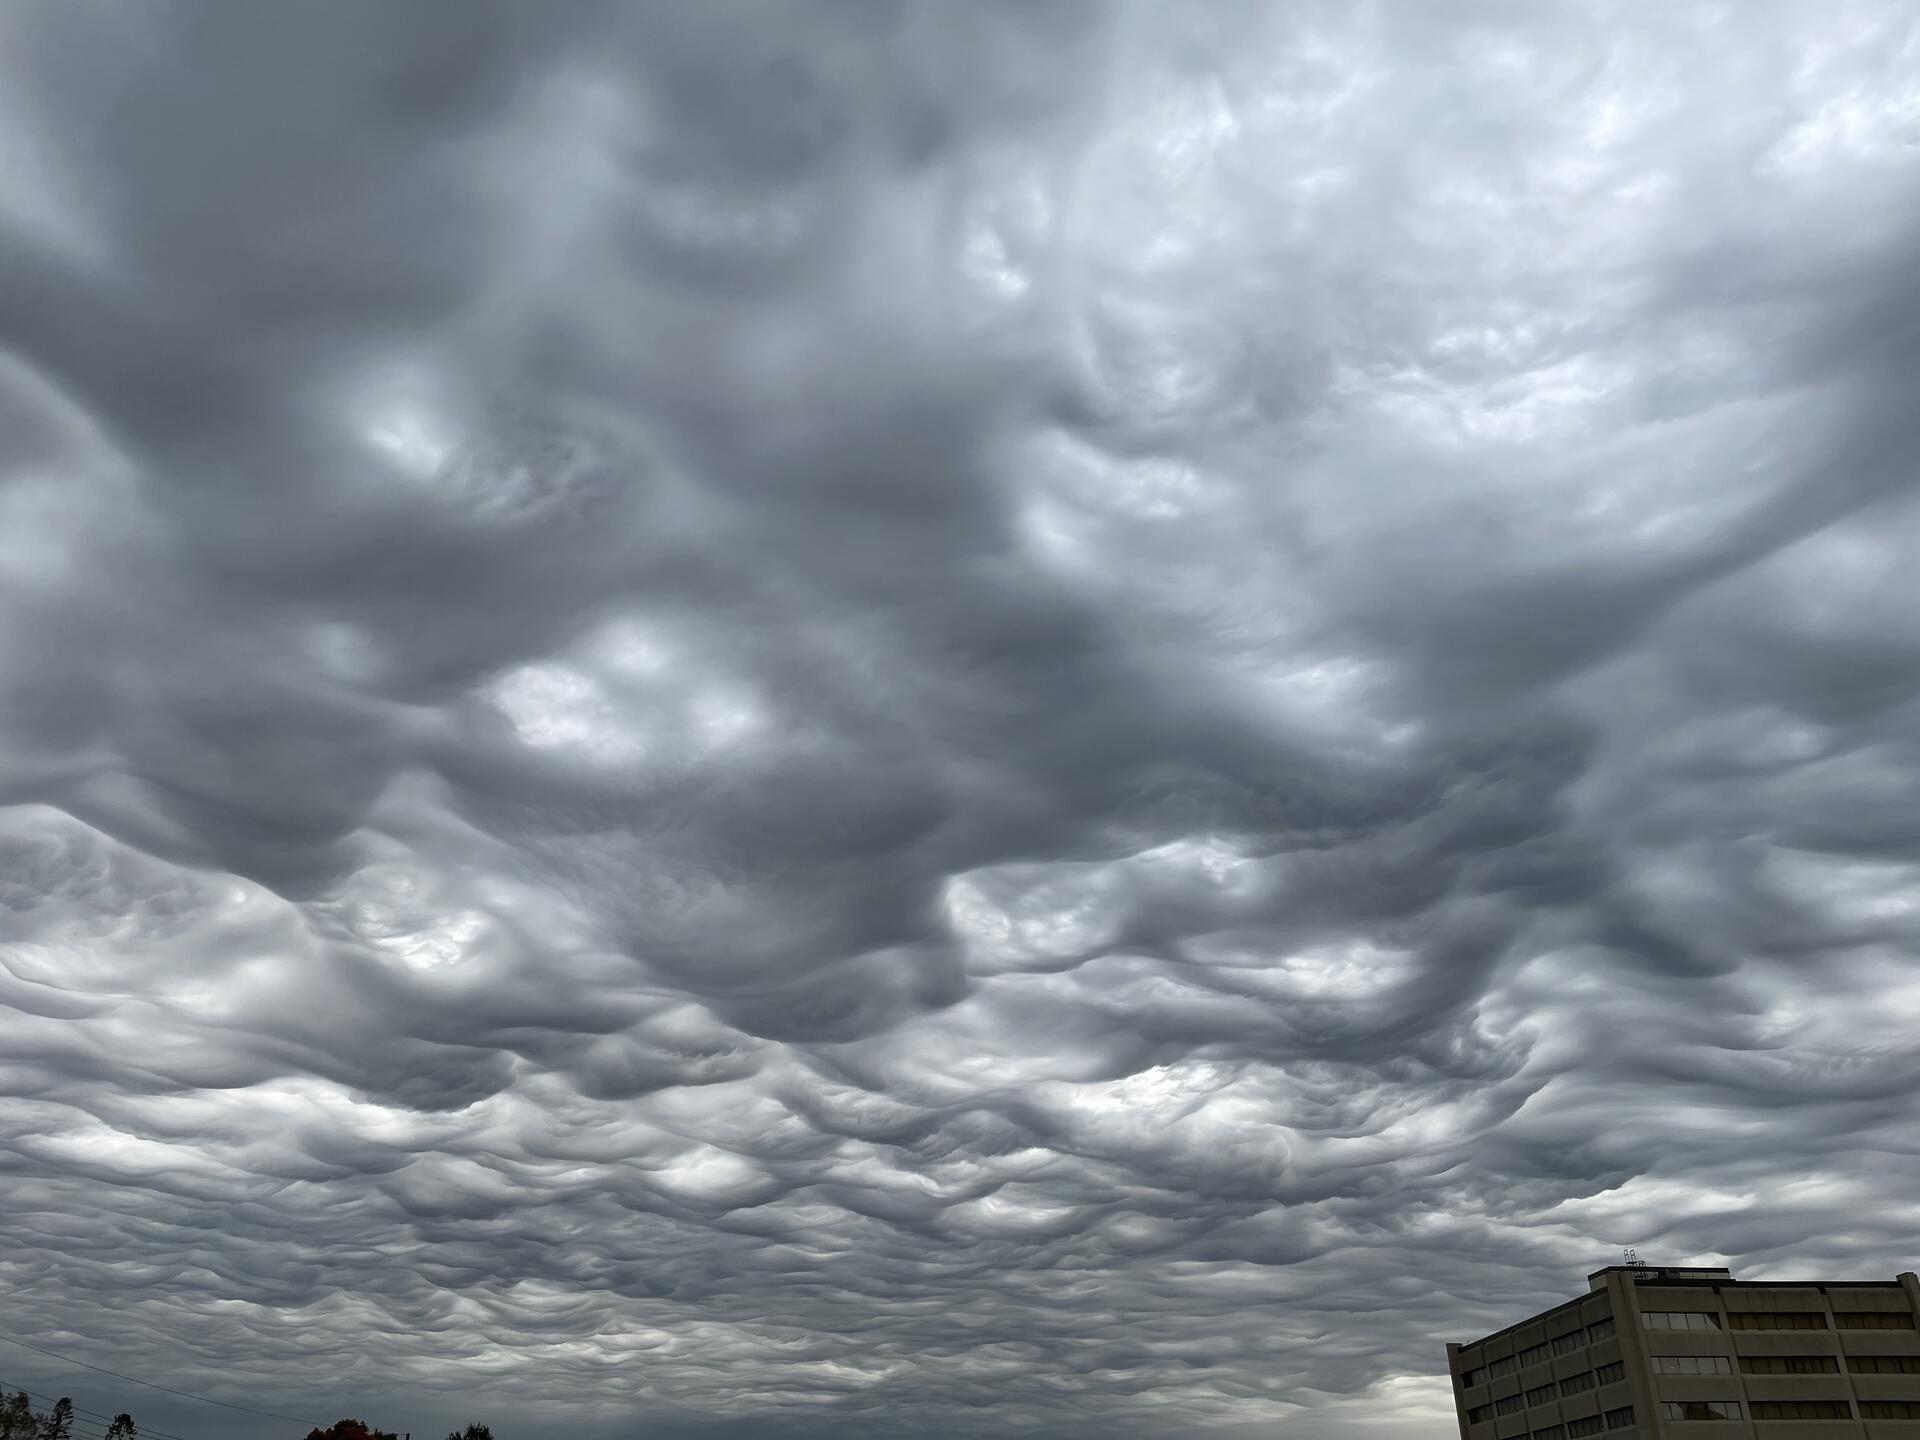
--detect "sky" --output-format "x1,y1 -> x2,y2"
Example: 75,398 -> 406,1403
2,2 -> 1919,1437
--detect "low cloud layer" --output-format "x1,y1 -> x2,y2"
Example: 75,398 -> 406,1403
3,3 -> 1919,1436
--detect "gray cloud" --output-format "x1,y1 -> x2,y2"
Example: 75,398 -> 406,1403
3,2 -> 1919,1437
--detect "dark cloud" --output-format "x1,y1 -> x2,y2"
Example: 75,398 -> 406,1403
3,2 -> 1919,1437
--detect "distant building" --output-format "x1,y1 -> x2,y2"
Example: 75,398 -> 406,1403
1447,1263 -> 1920,1438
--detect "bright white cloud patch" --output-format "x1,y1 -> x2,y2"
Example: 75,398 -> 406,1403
2,4 -> 1919,1439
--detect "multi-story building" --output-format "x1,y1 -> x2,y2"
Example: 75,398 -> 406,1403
1447,1264 -> 1920,1439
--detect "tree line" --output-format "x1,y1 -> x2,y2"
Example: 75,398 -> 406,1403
1,1392 -> 135,1438
305,1424 -> 496,1440
1,1393 -> 498,1440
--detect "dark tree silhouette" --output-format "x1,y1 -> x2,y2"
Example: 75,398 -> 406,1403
0,1393 -> 36,1440
302,1423 -> 399,1440
446,1426 -> 495,1440
0,1393 -> 136,1440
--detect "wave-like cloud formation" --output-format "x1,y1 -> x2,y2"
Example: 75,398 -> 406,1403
3,3 -> 1919,1436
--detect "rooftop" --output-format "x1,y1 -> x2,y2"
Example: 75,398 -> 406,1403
1586,1264 -> 1734,1290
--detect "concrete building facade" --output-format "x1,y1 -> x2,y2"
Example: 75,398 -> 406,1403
1447,1265 -> 1920,1440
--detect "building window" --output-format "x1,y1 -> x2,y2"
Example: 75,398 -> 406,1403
1532,1427 -> 1565,1440
1750,1400 -> 1852,1419
1567,1419 -> 1604,1439
1835,1310 -> 1916,1329
1527,1384 -> 1557,1407
1603,1408 -> 1634,1431
1848,1354 -> 1920,1374
1552,1332 -> 1584,1355
1862,1401 -> 1920,1419
1468,1405 -> 1493,1423
1642,1312 -> 1721,1331
1520,1343 -> 1553,1367
1490,1356 -> 1519,1376
1586,1317 -> 1616,1343
1660,1401 -> 1744,1421
1739,1354 -> 1837,1375
1594,1361 -> 1625,1385
1560,1372 -> 1595,1396
1497,1394 -> 1527,1416
1725,1311 -> 1827,1330
1463,1368 -> 1486,1387
1652,1356 -> 1734,1375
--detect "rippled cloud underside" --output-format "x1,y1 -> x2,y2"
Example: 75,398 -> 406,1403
3,3 -> 1920,1437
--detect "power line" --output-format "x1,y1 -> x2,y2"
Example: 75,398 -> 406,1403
0,1329 -> 317,1426
33,1414 -> 116,1440
0,1389 -> 120,1440
1,1373 -> 200,1440
1,1366 -> 294,1440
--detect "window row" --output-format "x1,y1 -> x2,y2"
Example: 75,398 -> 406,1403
1664,1399 -> 1920,1421
1522,1407 -> 1635,1439
1850,1354 -> 1920,1373
1530,1363 -> 1626,1407
1738,1354 -> 1835,1375
1652,1355 -> 1732,1375
1731,1311 -> 1828,1330
1751,1400 -> 1851,1420
1837,1310 -> 1918,1329
1661,1400 -> 1743,1420
1657,1351 -> 1920,1376
1513,1331 -> 1593,1369
1641,1311 -> 1721,1331
1468,1364 -> 1626,1424
1476,1346 -> 1920,1425
1462,1319 -> 1616,1386
1643,1308 -> 1915,1332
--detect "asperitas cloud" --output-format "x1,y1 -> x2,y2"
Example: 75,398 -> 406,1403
2,4 -> 1919,1438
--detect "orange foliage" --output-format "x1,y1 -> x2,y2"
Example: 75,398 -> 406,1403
302,1422 -> 400,1440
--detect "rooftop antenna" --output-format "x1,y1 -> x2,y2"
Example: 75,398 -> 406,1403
1623,1247 -> 1643,1269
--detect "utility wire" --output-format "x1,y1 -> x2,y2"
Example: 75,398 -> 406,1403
37,1414 -> 117,1440
0,1329 -> 317,1425
0,1388 -> 121,1440
1,1373 -> 200,1440
5,1395 -> 181,1440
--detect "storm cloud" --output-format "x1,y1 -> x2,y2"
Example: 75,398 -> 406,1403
3,2 -> 1920,1436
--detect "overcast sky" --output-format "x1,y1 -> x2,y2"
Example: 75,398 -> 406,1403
2,2 -> 1919,1437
